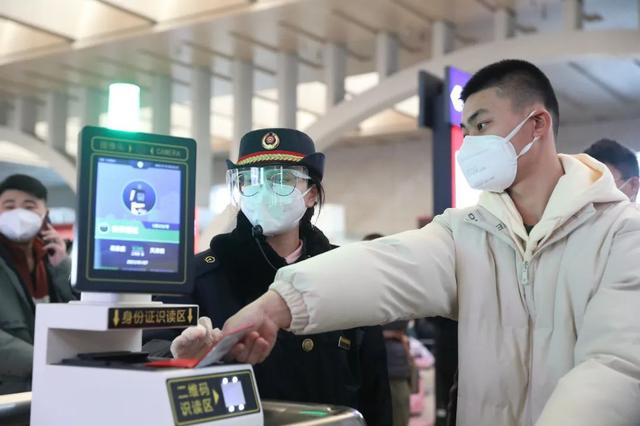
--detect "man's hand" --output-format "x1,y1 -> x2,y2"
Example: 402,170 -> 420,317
170,316 -> 223,359
40,224 -> 67,267
224,290 -> 292,364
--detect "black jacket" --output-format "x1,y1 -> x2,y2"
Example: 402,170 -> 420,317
164,214 -> 392,425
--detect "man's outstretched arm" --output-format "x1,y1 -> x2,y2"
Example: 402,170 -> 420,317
225,217 -> 458,363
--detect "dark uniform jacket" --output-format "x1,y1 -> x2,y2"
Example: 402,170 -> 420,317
161,214 -> 392,425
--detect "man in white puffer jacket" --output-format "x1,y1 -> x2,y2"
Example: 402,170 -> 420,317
177,60 -> 640,425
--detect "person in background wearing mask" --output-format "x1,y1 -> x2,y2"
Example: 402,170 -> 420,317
584,138 -> 639,202
168,129 -> 391,425
0,174 -> 74,395
208,60 -> 640,426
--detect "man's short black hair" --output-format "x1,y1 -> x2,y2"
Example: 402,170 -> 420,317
584,139 -> 639,179
461,59 -> 560,136
0,174 -> 48,201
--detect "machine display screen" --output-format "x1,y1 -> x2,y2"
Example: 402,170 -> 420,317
93,157 -> 182,274
74,126 -> 196,294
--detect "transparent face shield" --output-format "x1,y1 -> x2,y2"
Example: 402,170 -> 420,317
226,165 -> 311,207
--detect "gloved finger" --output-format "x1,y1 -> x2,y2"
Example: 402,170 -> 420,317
210,327 -> 223,344
170,335 -> 190,358
198,316 -> 213,331
181,325 -> 207,343
171,329 -> 209,358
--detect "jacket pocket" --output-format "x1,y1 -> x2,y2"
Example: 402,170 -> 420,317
0,319 -> 28,328
0,320 -> 32,343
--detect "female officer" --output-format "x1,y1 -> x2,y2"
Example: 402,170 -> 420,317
171,128 -> 391,425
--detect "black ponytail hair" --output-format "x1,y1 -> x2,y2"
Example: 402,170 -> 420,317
299,174 -> 325,232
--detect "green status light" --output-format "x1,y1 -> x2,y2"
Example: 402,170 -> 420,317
299,410 -> 330,417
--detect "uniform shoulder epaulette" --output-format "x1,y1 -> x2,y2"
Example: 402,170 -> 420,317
194,249 -> 220,277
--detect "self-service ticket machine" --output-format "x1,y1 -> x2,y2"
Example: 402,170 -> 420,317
30,127 -> 263,426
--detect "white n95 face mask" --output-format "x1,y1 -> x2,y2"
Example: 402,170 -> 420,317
0,208 -> 43,242
240,186 -> 311,237
457,110 -> 539,193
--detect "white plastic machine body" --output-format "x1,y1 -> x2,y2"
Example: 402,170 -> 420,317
30,293 -> 264,426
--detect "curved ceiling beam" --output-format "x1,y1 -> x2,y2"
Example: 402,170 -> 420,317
0,126 -> 76,191
306,29 -> 640,151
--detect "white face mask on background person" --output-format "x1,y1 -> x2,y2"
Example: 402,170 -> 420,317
0,208 -> 43,242
240,186 -> 311,237
457,110 -> 539,193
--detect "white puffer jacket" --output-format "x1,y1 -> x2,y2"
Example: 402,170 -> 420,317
271,154 -> 640,426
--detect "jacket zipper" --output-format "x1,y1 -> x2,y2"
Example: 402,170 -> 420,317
517,257 -> 534,424
521,261 -> 530,286
520,258 -> 535,317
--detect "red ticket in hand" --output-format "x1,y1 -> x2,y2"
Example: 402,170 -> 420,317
145,323 -> 254,369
